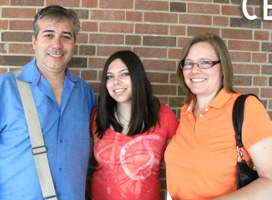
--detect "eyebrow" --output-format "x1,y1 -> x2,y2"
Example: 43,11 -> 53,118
42,30 -> 73,37
107,69 -> 128,74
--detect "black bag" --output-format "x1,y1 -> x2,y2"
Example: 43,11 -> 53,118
232,94 -> 259,189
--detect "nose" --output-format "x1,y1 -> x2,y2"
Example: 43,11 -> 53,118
191,63 -> 201,73
113,77 -> 121,85
52,37 -> 63,49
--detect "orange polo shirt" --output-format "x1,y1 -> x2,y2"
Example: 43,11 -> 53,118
165,89 -> 272,200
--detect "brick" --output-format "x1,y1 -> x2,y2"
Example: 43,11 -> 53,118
144,12 -> 178,23
170,2 -> 186,12
169,96 -> 184,107
125,35 -> 141,45
179,14 -> 212,25
270,54 -> 272,63
135,24 -> 168,35
222,5 -> 243,16
2,8 -> 36,18
232,64 -> 260,75
170,26 -> 186,36
228,40 -> 259,51
0,0 -> 9,5
270,78 -> 272,86
11,0 -> 43,6
100,22 -> 133,33
78,45 -> 96,56
74,9 -> 89,20
91,10 -> 125,21
254,31 -> 269,40
263,21 -> 272,30
134,47 -> 167,59
46,0 -> 80,7
76,33 -> 88,44
100,0 -> 133,9
88,57 -> 107,69
146,72 -> 169,83
0,20 -> 8,30
230,18 -> 261,29
262,43 -> 272,52
188,3 -> 220,14
233,75 -> 252,86
253,76 -> 268,86
262,65 -> 272,75
9,44 -> 34,54
234,87 -> 259,95
261,88 -> 272,98
89,34 -> 124,45
0,43 -> 7,53
187,27 -> 219,37
143,36 -> 176,47
178,37 -> 192,48
81,70 -> 98,81
157,97 -> 169,105
82,0 -> 98,8
170,73 -> 180,84
0,56 -> 32,66
126,11 -> 143,22
142,60 -> 176,71
229,52 -> 251,62
0,68 -> 8,75
270,100 -> 272,109
2,32 -> 32,42
135,0 -> 168,11
153,84 -> 176,95
81,22 -> 98,32
252,53 -> 267,63
214,0 -> 229,3
88,82 -> 100,93
97,46 -> 131,57
213,16 -> 229,26
10,20 -> 33,31
168,48 -> 182,59
68,57 -> 87,68
222,29 -> 252,39
69,69 -> 80,77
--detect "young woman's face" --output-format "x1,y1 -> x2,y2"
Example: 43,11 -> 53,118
106,58 -> 132,105
183,42 -> 223,99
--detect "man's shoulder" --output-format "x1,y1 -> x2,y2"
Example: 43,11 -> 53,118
0,71 -> 16,84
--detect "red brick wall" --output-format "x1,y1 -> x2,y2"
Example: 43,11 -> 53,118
1,1 -> 272,199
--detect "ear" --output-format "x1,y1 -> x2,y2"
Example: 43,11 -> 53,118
32,35 -> 36,50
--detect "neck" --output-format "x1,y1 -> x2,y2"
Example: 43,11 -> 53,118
116,102 -> 131,122
194,91 -> 219,118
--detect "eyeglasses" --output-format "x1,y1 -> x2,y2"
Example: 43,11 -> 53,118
180,60 -> 221,70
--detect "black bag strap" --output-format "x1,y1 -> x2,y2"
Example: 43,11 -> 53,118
232,94 -> 260,148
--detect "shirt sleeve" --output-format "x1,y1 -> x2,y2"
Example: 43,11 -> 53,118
159,104 -> 179,140
242,95 -> 272,149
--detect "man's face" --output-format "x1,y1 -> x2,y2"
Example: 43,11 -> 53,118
32,17 -> 76,75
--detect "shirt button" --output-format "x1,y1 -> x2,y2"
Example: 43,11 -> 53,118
60,139 -> 63,143
205,108 -> 208,111
59,168 -> 62,171
200,114 -> 203,117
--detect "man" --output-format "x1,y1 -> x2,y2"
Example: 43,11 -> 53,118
0,5 -> 95,200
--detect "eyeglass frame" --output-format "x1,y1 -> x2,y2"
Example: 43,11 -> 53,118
179,60 -> 221,70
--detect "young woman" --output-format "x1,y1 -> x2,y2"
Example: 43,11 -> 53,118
88,50 -> 179,200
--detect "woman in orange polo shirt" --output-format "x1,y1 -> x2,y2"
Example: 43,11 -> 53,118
165,33 -> 272,200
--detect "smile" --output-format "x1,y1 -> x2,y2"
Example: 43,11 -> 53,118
191,78 -> 206,82
114,89 -> 126,93
49,53 -> 63,58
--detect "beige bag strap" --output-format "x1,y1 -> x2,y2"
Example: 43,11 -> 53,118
14,70 -> 58,200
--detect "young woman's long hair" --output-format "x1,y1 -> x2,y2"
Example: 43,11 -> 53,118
95,50 -> 160,138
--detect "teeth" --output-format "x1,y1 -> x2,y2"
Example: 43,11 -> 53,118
192,78 -> 205,82
114,89 -> 125,92
50,54 -> 62,57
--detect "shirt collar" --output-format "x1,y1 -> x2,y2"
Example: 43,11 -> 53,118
17,59 -> 81,84
185,88 -> 233,112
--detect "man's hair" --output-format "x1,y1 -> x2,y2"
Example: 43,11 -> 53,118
33,5 -> 80,39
